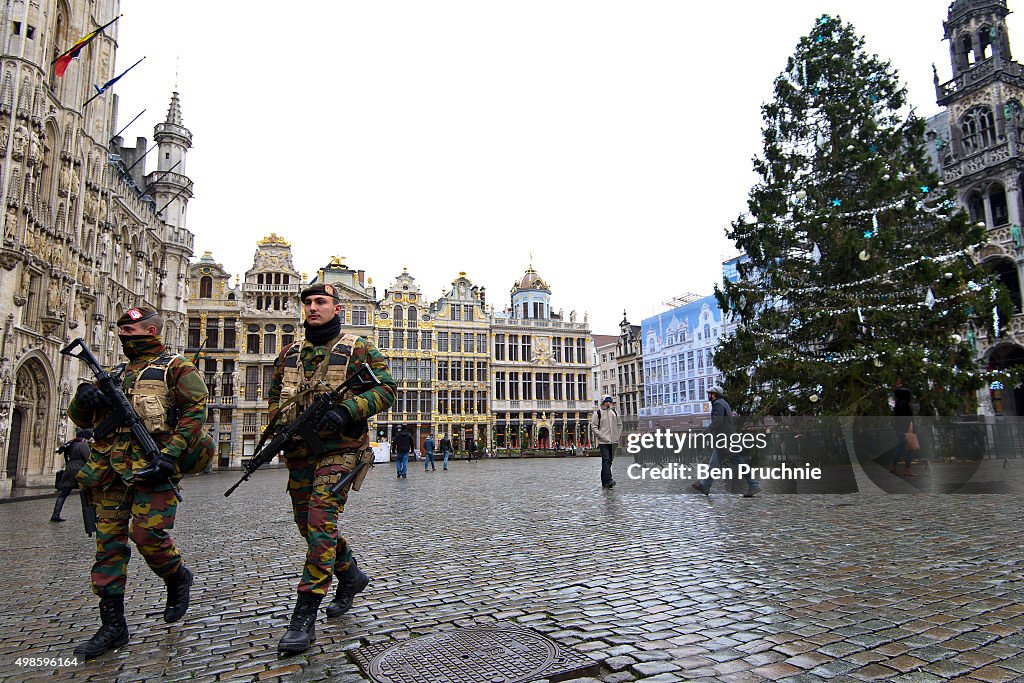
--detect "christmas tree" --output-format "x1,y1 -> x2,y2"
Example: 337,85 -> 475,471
715,15 -> 1017,417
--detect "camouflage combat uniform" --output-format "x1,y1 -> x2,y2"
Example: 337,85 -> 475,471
267,333 -> 396,597
68,335 -> 208,597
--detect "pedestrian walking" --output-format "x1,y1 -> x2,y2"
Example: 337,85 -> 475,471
590,396 -> 622,489
466,436 -> 476,462
423,433 -> 436,471
50,428 -> 90,522
691,385 -> 760,497
440,434 -> 453,470
266,283 -> 397,654
890,383 -> 916,476
392,425 -> 413,478
67,306 -> 210,659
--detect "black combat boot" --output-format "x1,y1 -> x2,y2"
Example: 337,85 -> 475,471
73,595 -> 129,660
325,558 -> 370,618
278,592 -> 322,655
163,565 -> 193,623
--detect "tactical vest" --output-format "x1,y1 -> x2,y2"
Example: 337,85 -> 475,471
128,351 -> 214,475
278,333 -> 359,423
130,352 -> 176,435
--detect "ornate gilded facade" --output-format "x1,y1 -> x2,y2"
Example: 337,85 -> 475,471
1,1 -> 195,496
431,272 -> 489,451
374,269 -> 434,449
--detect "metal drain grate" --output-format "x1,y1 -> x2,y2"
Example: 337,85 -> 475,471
350,624 -> 599,683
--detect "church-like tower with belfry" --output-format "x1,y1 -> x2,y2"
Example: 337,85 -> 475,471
930,0 -> 1024,415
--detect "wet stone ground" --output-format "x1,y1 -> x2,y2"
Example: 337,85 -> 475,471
0,454 -> 1022,682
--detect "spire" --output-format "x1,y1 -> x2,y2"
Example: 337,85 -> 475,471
165,91 -> 183,126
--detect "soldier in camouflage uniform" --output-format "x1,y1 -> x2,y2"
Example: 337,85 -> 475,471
67,305 -> 208,660
268,283 -> 396,655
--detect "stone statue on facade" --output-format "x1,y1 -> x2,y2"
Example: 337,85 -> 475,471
11,124 -> 27,160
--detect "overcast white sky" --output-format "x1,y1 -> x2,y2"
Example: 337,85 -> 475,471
109,1 -> 1000,334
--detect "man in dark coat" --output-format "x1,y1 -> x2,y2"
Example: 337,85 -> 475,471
392,426 -> 413,479
440,434 -> 453,470
691,386 -> 761,498
51,428 -> 91,522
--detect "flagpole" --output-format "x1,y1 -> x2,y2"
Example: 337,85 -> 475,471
110,108 -> 146,144
83,56 -> 145,108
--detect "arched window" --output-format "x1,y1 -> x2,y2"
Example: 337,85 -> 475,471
978,27 -> 993,61
408,306 -> 418,328
393,305 -> 404,325
967,190 -> 986,224
961,107 -> 996,152
199,276 -> 212,298
989,184 -> 1009,226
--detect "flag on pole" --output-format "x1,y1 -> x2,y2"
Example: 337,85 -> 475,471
83,56 -> 145,108
53,16 -> 120,77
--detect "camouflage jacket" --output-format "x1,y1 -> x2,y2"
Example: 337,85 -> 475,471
68,336 -> 209,487
267,334 -> 396,457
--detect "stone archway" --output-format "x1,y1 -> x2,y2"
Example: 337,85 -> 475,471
9,357 -> 52,487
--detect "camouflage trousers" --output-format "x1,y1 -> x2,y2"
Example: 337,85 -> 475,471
89,483 -> 182,597
286,452 -> 355,596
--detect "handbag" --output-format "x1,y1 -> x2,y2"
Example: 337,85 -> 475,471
904,424 -> 921,452
54,469 -> 64,490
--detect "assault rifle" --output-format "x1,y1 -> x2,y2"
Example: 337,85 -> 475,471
224,364 -> 381,497
60,337 -> 182,502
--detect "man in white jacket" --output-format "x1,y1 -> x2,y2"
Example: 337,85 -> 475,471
590,396 -> 623,489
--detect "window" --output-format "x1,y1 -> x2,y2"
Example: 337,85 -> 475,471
451,333 -> 462,353
438,332 -> 449,352
407,331 -> 418,350
408,306 -> 418,328
438,390 -> 449,415
188,318 -> 201,348
521,335 -> 531,361
536,372 -> 550,400
205,318 -> 219,349
495,334 -> 505,361
379,330 -> 389,349
576,339 -> 586,364
509,372 -> 520,400
199,276 -> 212,298
222,360 -> 235,396
352,307 -> 368,326
477,361 -> 487,382
223,319 -> 237,348
245,366 -> 259,401
452,360 -> 463,382
522,372 -> 533,400
263,365 -> 274,396
553,337 -> 562,363
451,304 -> 462,322
204,359 -> 218,397
393,306 -> 404,325
961,106 -> 997,152
465,333 -> 475,353
264,333 -> 276,355
533,302 -> 543,319
247,333 -> 260,354
465,305 -> 474,322
495,372 -> 507,400
553,373 -> 563,400
578,374 -> 588,401
421,331 -> 432,350
393,330 -> 404,350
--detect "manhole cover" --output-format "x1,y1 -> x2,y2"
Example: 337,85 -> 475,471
351,624 -> 599,683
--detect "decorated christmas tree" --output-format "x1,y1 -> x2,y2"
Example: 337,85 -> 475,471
715,15 -> 1017,417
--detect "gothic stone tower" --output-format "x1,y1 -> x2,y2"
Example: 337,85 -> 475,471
932,0 -> 1024,414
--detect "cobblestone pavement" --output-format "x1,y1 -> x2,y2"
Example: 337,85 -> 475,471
0,455 -> 1022,683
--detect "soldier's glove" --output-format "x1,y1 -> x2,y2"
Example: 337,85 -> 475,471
75,383 -> 111,412
318,408 -> 350,433
135,454 -> 177,483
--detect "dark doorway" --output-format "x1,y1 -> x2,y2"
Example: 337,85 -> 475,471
5,409 -> 22,483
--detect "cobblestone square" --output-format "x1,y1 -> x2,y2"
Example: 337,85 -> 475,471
0,455 -> 1022,682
